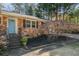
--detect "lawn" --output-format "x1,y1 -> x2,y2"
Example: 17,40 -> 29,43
50,41 -> 79,56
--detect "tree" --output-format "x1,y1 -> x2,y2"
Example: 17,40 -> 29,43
0,4 -> 4,13
36,3 -> 74,21
61,3 -> 75,21
73,9 -> 79,24
11,3 -> 75,21
67,4 -> 79,24
34,8 -> 43,18
37,3 -> 57,20
68,11 -> 75,23
28,6 -> 33,15
11,3 -> 24,14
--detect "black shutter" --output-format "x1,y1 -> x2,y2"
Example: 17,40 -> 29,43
0,17 -> 1,24
36,21 -> 38,28
23,20 -> 26,28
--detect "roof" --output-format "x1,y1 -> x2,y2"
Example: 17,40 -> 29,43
1,11 -> 47,22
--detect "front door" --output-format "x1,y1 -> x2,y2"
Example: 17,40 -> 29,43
8,19 -> 16,33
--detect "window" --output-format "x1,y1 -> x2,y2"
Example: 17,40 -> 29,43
25,20 -> 31,28
24,20 -> 37,28
32,21 -> 36,28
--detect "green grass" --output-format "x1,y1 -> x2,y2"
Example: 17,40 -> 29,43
68,42 -> 79,48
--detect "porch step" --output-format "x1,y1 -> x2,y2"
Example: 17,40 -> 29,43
7,33 -> 21,49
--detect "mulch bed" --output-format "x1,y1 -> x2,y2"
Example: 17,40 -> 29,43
27,34 -> 79,48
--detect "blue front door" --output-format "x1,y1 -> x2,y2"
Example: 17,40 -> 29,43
8,19 -> 16,33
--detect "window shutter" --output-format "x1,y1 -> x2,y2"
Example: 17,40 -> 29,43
0,17 -> 1,24
36,21 -> 38,28
23,20 -> 26,28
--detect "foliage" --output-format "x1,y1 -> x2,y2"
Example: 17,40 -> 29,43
28,6 -> 33,15
20,36 -> 29,46
11,3 -> 25,14
35,8 -> 43,19
12,3 -> 36,15
0,4 -> 4,12
36,3 -> 74,20
11,3 -> 75,21
0,25 -> 7,55
0,36 -> 7,56
37,3 -> 56,20
0,46 -> 7,55
68,7 -> 79,24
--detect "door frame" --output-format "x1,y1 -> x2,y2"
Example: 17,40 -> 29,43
7,17 -> 18,34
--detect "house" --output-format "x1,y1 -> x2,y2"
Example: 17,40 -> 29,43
0,11 -> 47,36
0,11 -> 47,48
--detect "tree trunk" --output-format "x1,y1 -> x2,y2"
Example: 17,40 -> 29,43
55,12 -> 58,21
63,13 -> 64,21
77,16 -> 78,24
62,7 -> 65,21
55,5 -> 59,21
50,12 -> 53,20
76,17 -> 78,24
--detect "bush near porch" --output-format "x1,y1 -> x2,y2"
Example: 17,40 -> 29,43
20,36 -> 29,46
0,24 -> 7,55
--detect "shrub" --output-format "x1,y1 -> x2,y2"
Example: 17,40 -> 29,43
0,25 -> 7,55
0,35 -> 7,55
0,46 -> 7,55
20,36 -> 29,46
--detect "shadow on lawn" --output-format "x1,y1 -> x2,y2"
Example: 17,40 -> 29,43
8,34 -> 79,56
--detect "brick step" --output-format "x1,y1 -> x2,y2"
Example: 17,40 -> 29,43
8,37 -> 20,39
8,45 -> 21,49
9,42 -> 20,44
9,42 -> 20,45
9,38 -> 20,39
8,39 -> 20,41
8,42 -> 21,48
9,39 -> 20,41
9,44 -> 20,47
7,33 -> 21,49
9,41 -> 20,43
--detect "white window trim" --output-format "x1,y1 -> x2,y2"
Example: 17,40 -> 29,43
25,19 -> 37,28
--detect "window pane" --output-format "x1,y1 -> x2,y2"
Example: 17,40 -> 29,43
32,21 -> 35,28
25,20 -> 30,28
